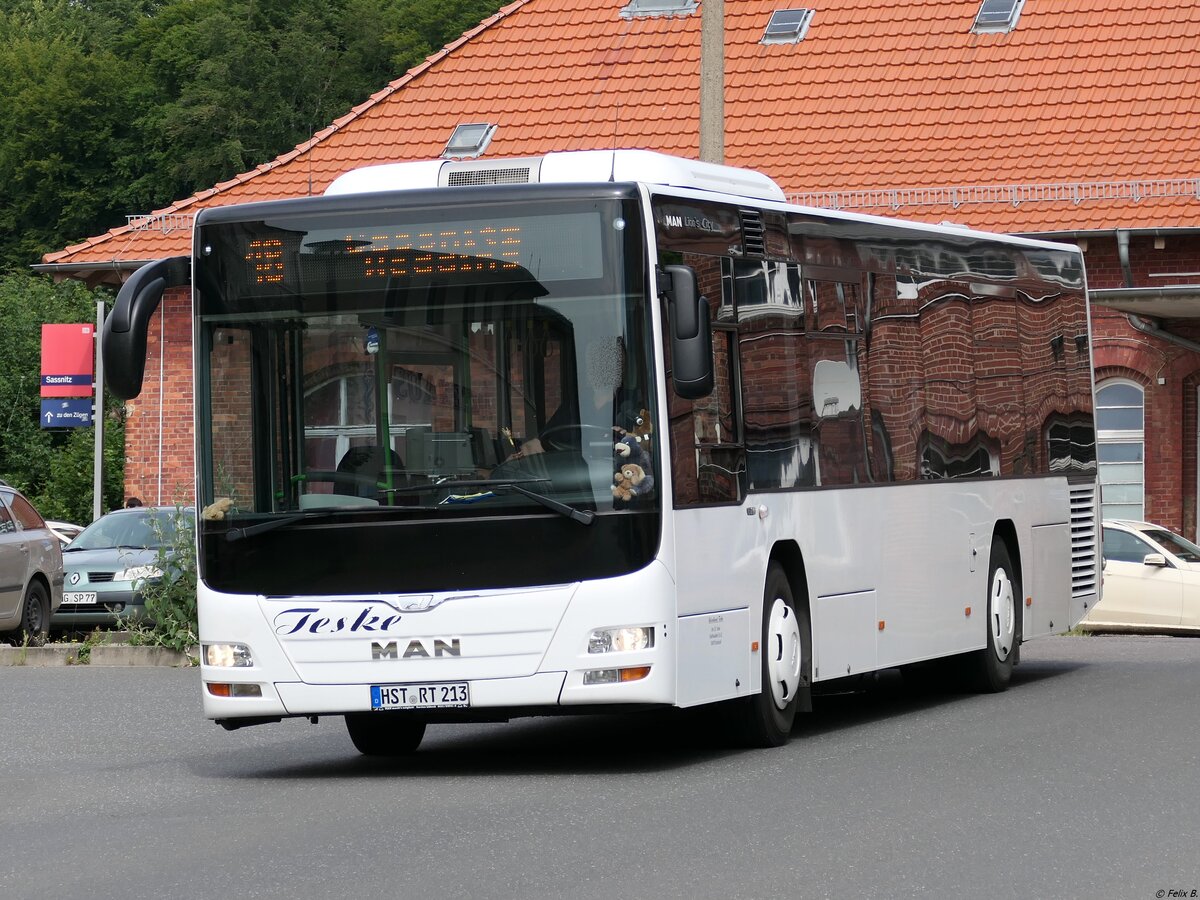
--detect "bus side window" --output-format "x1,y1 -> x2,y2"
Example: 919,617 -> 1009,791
738,261 -> 814,490
806,279 -> 870,486
664,254 -> 742,506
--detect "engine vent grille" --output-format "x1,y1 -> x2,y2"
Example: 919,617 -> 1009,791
1069,484 -> 1098,597
740,209 -> 765,257
441,158 -> 542,187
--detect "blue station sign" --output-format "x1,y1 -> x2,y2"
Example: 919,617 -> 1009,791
41,398 -> 93,428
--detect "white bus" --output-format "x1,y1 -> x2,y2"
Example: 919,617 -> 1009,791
104,150 -> 1100,752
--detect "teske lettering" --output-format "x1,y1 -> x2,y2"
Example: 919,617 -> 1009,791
273,606 -> 405,636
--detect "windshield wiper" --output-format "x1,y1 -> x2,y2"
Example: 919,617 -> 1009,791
381,477 -> 595,526
225,514 -> 309,542
493,481 -> 595,525
378,477 -> 547,495
224,509 -> 379,542
226,478 -> 595,540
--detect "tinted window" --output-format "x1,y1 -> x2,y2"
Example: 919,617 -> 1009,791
1102,527 -> 1155,564
72,510 -> 195,551
0,494 -> 14,535
1143,529 -> 1200,563
739,262 -> 813,490
663,253 -> 743,506
7,493 -> 45,530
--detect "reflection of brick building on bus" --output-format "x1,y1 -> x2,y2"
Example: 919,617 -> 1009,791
658,200 -> 1093,511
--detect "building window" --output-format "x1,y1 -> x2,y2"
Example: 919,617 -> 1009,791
1096,380 -> 1144,521
762,9 -> 815,45
619,0 -> 697,19
971,0 -> 1024,34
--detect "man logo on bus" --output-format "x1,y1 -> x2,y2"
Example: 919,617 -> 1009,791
372,638 -> 462,660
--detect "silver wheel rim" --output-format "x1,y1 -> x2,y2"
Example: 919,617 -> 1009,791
989,566 -> 1016,662
767,598 -> 802,710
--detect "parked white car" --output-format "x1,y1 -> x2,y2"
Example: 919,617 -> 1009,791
1081,520 -> 1200,634
46,520 -> 84,546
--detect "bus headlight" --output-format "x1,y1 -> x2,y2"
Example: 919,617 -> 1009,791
204,643 -> 253,667
588,626 -> 654,654
584,666 -> 651,685
206,682 -> 263,698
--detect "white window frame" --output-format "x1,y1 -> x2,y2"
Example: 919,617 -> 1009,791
1096,378 -> 1145,521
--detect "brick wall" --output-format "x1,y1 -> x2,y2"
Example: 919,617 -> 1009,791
121,286 -> 194,506
1085,233 -> 1200,537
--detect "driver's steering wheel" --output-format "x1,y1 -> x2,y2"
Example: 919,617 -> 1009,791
537,423 -> 616,453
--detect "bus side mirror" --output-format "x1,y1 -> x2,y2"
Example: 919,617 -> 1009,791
103,256 -> 190,400
661,264 -> 713,400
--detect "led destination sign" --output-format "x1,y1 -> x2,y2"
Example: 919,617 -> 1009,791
220,209 -> 608,300
245,226 -> 525,285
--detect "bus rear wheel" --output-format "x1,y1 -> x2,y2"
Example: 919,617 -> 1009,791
345,713 -> 426,756
732,564 -> 809,748
968,538 -> 1020,693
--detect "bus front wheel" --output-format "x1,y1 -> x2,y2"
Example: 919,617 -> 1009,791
345,713 -> 426,756
969,538 -> 1020,692
732,564 -> 809,748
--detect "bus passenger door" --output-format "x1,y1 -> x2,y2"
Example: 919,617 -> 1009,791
665,273 -> 762,705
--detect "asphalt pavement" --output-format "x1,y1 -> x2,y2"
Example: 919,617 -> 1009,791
1,634 -> 1197,900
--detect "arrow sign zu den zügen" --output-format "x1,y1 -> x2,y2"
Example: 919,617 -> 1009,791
40,324 -> 95,428
41,398 -> 93,428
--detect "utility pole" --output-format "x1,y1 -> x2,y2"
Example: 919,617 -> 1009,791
93,300 -> 105,521
699,0 -> 724,164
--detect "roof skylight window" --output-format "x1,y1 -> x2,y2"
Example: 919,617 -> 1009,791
619,0 -> 697,19
971,0 -> 1025,33
442,123 -> 497,159
762,9 -> 815,44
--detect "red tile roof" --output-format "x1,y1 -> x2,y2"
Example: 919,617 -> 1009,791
44,0 -> 1200,280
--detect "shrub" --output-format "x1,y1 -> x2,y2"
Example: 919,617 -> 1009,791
124,505 -> 198,654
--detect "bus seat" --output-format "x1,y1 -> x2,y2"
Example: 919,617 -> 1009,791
335,446 -> 404,498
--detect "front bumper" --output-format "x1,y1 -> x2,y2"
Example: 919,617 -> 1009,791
51,589 -> 148,628
200,561 -> 678,720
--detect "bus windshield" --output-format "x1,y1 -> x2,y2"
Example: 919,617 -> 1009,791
194,189 -> 661,595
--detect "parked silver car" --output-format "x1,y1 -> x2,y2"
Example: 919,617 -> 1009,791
0,484 -> 65,644
52,506 -> 194,629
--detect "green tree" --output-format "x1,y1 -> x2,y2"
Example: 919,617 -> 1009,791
0,4 -> 146,270
121,0 -> 506,209
0,0 -> 507,270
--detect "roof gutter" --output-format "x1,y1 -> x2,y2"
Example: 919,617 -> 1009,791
1116,229 -> 1134,287
1126,313 -> 1200,354
1090,286 -> 1200,303
30,260 -> 156,287
1099,225 -> 1200,348
1023,226 -> 1200,241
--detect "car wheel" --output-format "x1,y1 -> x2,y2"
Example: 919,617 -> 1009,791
19,581 -> 50,647
345,713 -> 426,756
968,538 -> 1020,692
730,564 -> 809,747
